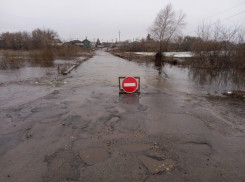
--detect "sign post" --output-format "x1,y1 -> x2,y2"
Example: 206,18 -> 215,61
118,77 -> 140,94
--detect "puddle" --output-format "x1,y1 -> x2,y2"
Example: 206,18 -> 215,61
79,148 -> 109,165
120,144 -> 151,152
139,156 -> 174,174
119,94 -> 139,105
108,117 -> 120,122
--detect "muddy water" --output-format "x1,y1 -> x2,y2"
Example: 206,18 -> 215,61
0,50 -> 244,109
1,50 -> 245,181
160,64 -> 245,95
79,148 -> 109,165
0,67 -> 62,108
66,51 -> 245,96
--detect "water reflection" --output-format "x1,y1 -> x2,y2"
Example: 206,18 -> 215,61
69,51 -> 244,96
188,68 -> 245,93
119,94 -> 139,105
154,62 -> 164,76
138,59 -> 245,95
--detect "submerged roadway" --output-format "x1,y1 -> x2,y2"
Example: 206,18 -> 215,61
0,50 -> 245,182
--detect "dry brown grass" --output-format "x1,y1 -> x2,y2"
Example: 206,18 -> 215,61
29,48 -> 54,67
53,46 -> 89,59
0,46 -> 91,69
0,50 -> 24,69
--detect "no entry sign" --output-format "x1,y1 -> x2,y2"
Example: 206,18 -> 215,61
122,77 -> 138,93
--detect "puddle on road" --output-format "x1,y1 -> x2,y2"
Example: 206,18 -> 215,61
120,144 -> 151,152
79,148 -> 109,165
139,156 -> 174,174
119,94 -> 139,105
108,117 -> 120,122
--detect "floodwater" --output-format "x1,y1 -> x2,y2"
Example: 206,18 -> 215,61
132,51 -> 193,57
66,51 -> 245,96
1,50 -> 245,181
0,50 -> 244,109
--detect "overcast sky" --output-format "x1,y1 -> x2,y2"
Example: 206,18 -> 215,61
0,0 -> 245,42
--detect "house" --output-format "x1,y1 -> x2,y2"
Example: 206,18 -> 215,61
81,38 -> 91,46
53,39 -> 62,46
70,40 -> 83,46
69,38 -> 93,48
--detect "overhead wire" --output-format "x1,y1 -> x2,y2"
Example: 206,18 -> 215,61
188,2 -> 245,26
186,10 -> 245,35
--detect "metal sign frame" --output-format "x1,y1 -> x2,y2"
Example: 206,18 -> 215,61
118,77 -> 140,94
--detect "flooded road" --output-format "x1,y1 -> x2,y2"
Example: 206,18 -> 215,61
0,51 -> 245,182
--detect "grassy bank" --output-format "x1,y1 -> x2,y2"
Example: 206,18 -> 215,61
0,46 -> 91,69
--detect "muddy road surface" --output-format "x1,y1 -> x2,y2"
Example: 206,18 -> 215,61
0,51 -> 245,182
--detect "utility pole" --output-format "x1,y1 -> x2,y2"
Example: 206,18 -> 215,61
119,30 -> 121,42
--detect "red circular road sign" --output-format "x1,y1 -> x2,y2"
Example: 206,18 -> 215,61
122,77 -> 138,93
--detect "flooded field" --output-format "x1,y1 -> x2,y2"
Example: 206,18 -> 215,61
131,51 -> 193,57
0,57 -> 85,108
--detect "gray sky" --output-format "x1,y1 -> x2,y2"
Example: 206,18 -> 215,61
0,0 -> 245,42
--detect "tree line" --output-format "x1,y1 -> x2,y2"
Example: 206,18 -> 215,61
0,28 -> 59,50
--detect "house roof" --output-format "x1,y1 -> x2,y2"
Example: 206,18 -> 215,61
70,40 -> 82,43
54,39 -> 62,43
81,38 -> 91,43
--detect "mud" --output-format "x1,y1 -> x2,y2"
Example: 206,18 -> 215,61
0,50 -> 245,182
120,144 -> 151,152
139,156 -> 174,174
79,148 -> 109,165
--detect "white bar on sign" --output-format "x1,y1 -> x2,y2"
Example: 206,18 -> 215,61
124,83 -> 136,87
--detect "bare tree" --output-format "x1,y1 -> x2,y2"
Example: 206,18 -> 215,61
193,21 -> 244,68
149,4 -> 186,61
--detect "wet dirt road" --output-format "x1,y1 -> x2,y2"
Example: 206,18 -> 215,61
0,51 -> 245,182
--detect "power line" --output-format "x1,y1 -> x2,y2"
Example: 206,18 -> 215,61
189,2 -> 245,26
186,10 -> 245,35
